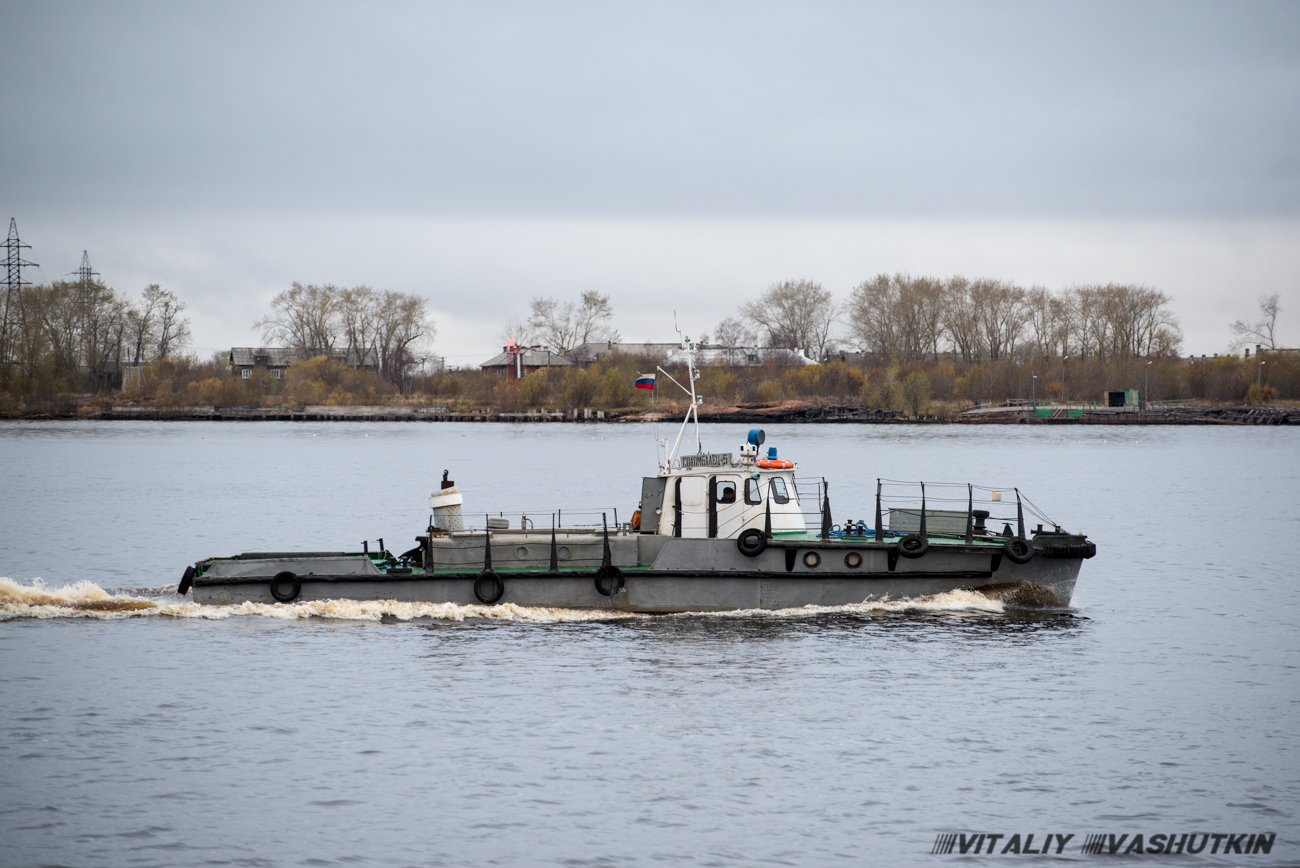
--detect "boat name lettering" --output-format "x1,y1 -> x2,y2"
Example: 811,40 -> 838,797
681,453 -> 733,468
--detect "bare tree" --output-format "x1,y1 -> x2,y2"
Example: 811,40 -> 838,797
573,290 -> 619,346
1067,284 -> 1181,359
526,297 -> 576,353
127,284 -> 190,362
26,278 -> 130,390
713,316 -> 756,347
970,279 -> 1028,361
498,317 -> 536,347
944,276 -> 980,361
899,276 -> 947,361
373,290 -> 435,390
740,279 -> 837,359
153,289 -> 190,360
845,274 -> 944,361
527,291 -> 619,355
254,282 -> 340,352
126,286 -> 161,366
1230,293 -> 1283,350
1128,286 -> 1182,356
1025,286 -> 1069,361
337,285 -> 379,359
711,316 -> 757,364
846,274 -> 902,358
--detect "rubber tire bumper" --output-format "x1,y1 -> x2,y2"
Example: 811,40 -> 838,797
594,565 -> 625,597
897,533 -> 929,559
474,571 -> 505,604
736,528 -> 767,557
270,571 -> 301,603
177,566 -> 195,596
1003,536 -> 1035,564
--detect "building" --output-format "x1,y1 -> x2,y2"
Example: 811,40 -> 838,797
567,340 -> 817,367
825,350 -> 890,367
1102,389 -> 1140,408
666,346 -> 816,367
565,341 -> 683,364
480,342 -> 574,380
228,347 -> 379,379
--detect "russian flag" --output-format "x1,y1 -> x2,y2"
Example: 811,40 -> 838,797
634,374 -> 656,390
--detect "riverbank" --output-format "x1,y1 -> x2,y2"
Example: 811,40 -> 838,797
5,399 -> 1298,424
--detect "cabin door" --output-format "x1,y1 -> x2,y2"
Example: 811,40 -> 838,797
678,476 -> 709,538
712,475 -> 746,539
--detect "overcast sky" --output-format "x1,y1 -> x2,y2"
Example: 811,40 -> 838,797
3,0 -> 1298,361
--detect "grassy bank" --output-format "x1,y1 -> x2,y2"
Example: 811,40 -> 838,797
3,351 -> 1298,420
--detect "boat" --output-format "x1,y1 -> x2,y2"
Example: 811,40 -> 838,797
178,341 -> 1095,612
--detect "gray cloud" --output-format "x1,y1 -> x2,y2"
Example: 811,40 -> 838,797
5,2 -> 1297,367
4,0 -> 1299,217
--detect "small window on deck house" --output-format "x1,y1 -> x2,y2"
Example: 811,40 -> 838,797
715,480 -> 737,504
769,477 -> 790,504
744,478 -> 762,504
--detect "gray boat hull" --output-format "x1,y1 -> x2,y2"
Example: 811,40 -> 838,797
190,537 -> 1083,612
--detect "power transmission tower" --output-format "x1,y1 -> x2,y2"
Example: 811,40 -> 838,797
1,218 -> 38,376
69,250 -> 99,286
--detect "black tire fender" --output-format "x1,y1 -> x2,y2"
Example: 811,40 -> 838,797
1003,536 -> 1035,564
897,533 -> 929,559
270,571 -> 301,603
736,528 -> 767,557
474,571 -> 505,604
594,565 -> 624,597
177,565 -> 195,596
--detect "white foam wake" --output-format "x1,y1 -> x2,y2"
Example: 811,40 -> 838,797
0,577 -> 1014,623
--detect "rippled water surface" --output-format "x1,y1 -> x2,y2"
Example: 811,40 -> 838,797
2,421 -> 1298,866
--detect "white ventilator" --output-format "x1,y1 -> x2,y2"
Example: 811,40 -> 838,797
429,472 -> 465,531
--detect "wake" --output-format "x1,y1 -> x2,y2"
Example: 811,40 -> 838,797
0,576 -> 1026,624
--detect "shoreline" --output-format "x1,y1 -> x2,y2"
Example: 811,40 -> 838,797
3,401 -> 1297,425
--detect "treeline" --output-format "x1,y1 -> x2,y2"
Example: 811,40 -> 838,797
730,275 -> 1183,363
0,279 -> 190,400
0,278 -> 436,409
5,262 -> 1294,417
849,277 -> 1182,362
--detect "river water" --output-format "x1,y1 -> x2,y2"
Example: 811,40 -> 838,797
1,421 -> 1297,866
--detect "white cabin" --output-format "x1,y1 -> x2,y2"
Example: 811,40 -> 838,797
642,433 -> 806,539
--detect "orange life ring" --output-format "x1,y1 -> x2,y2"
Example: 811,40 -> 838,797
756,458 -> 794,469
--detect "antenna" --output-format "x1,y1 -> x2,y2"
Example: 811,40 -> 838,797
2,219 -> 38,374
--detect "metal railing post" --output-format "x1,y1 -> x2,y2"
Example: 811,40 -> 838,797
875,479 -> 884,542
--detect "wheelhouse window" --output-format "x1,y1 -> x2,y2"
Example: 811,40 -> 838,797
714,480 -> 737,504
769,477 -> 790,504
744,478 -> 762,504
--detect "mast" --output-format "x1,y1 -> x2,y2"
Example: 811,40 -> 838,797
660,324 -> 703,471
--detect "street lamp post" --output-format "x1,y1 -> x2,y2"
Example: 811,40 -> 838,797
1031,373 -> 1037,408
1144,360 -> 1152,410
1061,356 -> 1068,404
1258,358 -> 1266,387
